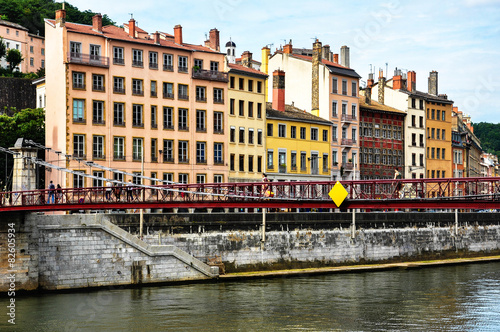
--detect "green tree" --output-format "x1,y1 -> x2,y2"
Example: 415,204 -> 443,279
0,37 -> 6,60
6,49 -> 23,72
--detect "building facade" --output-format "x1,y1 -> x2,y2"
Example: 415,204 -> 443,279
45,10 -> 228,188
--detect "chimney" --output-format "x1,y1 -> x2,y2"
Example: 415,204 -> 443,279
153,31 -> 161,44
55,9 -> 66,26
393,68 -> 404,90
312,39 -> 322,116
322,45 -> 331,61
261,46 -> 271,102
241,51 -> 253,68
365,87 -> 372,105
208,28 -> 220,51
428,71 -> 438,95
92,14 -> 102,33
378,69 -> 386,104
333,53 -> 339,64
340,45 -> 350,68
174,25 -> 183,44
367,73 -> 375,89
272,70 -> 286,112
128,19 -> 136,38
283,40 -> 293,54
407,70 -> 416,92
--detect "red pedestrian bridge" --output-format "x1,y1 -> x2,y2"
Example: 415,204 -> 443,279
1,177 -> 500,213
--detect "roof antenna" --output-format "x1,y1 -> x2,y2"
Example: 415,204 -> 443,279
129,13 -> 134,20
385,62 -> 388,77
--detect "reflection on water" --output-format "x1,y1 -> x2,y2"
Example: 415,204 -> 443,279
4,263 -> 500,331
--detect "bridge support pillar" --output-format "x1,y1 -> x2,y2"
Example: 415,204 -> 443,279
189,208 -> 195,214
207,208 -> 213,213
173,208 -> 178,213
10,138 -> 39,191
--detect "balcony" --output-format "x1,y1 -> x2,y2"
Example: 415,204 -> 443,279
73,83 -> 85,90
68,53 -> 109,67
192,69 -> 229,83
279,164 -> 287,173
132,60 -> 143,67
214,97 -> 224,104
113,154 -> 125,161
163,64 -> 174,71
93,84 -> 104,92
149,62 -> 158,70
341,139 -> 356,146
163,156 -> 174,163
178,66 -> 188,73
113,87 -> 125,94
196,96 -> 207,102
343,162 -> 354,170
113,57 -> 124,65
178,94 -> 189,101
163,92 -> 174,99
341,114 -> 357,123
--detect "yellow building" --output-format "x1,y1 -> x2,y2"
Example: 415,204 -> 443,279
425,71 -> 453,180
226,62 -> 267,182
265,70 -> 332,181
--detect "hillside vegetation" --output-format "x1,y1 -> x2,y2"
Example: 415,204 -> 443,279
473,122 -> 500,158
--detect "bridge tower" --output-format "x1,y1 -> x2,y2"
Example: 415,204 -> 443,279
10,138 -> 39,191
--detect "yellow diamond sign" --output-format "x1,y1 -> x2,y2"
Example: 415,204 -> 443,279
329,181 -> 348,207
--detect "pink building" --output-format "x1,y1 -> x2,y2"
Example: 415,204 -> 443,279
45,9 -> 228,188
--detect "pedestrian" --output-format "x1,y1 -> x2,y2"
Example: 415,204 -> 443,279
394,168 -> 402,199
127,180 -> 134,201
56,184 -> 63,203
48,180 -> 56,204
106,180 -> 112,201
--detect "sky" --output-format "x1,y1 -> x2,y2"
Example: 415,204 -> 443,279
64,0 -> 500,123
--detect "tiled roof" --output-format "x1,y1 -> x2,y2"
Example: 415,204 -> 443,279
373,80 -> 454,104
228,63 -> 267,77
0,19 -> 28,31
359,97 -> 407,115
266,102 -> 332,125
123,22 -> 148,34
45,19 -> 222,54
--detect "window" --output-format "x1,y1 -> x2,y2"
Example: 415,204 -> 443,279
196,110 -> 206,131
230,76 -> 235,89
73,134 -> 85,158
132,79 -> 143,95
214,143 -> 223,164
196,142 -> 206,163
210,61 -> 219,72
431,128 -> 435,139
239,100 -> 244,116
248,155 -> 254,172
239,78 -> 244,90
267,150 -> 274,169
132,138 -> 143,161
132,49 -> 143,67
257,156 -> 262,173
93,171 -> 104,188
332,77 -> 338,93
332,126 -> 337,141
300,127 -> 306,139
114,137 -> 124,160
257,129 -> 263,145
113,47 -> 124,64
332,101 -> 337,117
323,129 -> 328,142
248,79 -> 253,92
113,103 -> 124,125
178,174 -> 188,184
151,81 -> 157,97
412,115 -> 416,127
214,111 -> 223,133
70,41 -> 81,57
163,82 -> 174,98
196,86 -> 206,102
93,135 -> 104,159
132,104 -> 143,127
196,174 -> 206,184
323,154 -> 329,172
149,51 -> 158,69
151,106 -> 157,128
311,128 -> 318,141
239,155 -> 245,172
442,111 -> 446,121
431,148 -> 435,159
178,56 -> 188,72
214,88 -> 224,103
163,140 -> 174,162
411,98 -> 416,109
178,84 -> 188,100
419,116 -> 424,128
291,126 -> 296,139
239,127 -> 245,143
92,74 -> 104,91
230,154 -> 235,171
431,109 -> 435,119
73,72 -> 85,89
351,81 -> 357,97
248,101 -> 254,117
419,100 -> 424,110
163,53 -> 173,71
92,101 -> 104,124
332,149 -> 338,165
342,79 -> 347,95
437,110 -> 441,120
278,124 -> 286,138
442,129 -> 445,140
291,151 -> 297,170
230,127 -> 235,142
194,58 -> 203,69
267,123 -> 273,136
412,153 -> 416,166
300,152 -> 307,171
30,57 -> 34,66
163,107 -> 173,129
257,81 -> 262,93
41,60 -> 45,68
248,129 -> 254,144
179,108 -> 188,130
420,134 -> 424,147
214,174 -> 223,183
151,139 -> 157,162
73,99 -> 85,122
74,171 -> 85,189
412,133 -> 416,146
178,141 -> 188,162
420,154 -> 424,166
113,77 -> 125,94
229,99 -> 235,115
442,148 -> 445,159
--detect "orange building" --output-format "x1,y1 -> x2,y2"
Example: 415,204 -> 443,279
0,19 -> 45,73
45,9 -> 228,188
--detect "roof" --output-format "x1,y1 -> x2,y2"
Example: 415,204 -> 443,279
373,80 -> 454,104
225,40 -> 236,47
266,102 -> 332,126
274,51 -> 361,79
45,19 -> 223,54
0,19 -> 28,31
359,97 -> 407,115
228,63 -> 268,78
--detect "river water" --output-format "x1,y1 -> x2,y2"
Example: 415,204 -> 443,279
4,262 -> 500,331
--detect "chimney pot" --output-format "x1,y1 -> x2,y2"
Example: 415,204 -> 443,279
312,40 -> 322,114
407,70 -> 416,92
283,41 -> 293,54
174,24 -> 183,44
428,71 -> 438,96
241,51 -> 253,68
333,54 -> 339,64
340,45 -> 350,68
55,9 -> 66,26
272,70 -> 286,112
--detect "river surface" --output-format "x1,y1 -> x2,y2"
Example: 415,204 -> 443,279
3,262 -> 500,331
